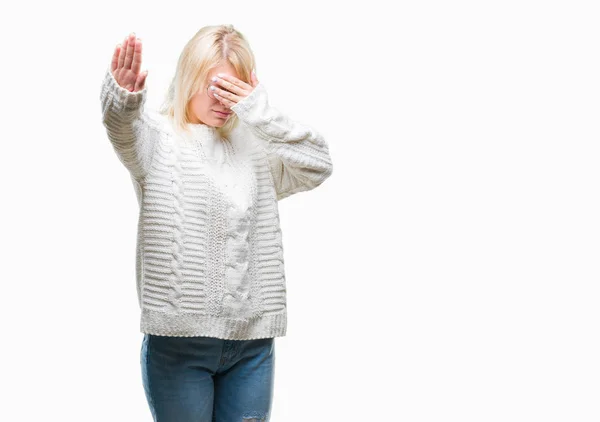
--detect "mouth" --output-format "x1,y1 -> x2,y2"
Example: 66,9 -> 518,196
214,110 -> 232,118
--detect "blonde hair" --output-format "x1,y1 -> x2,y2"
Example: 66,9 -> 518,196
159,24 -> 256,140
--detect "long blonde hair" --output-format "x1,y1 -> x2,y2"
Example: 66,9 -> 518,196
159,24 -> 256,140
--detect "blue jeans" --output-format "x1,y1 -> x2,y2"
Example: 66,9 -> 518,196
140,333 -> 275,422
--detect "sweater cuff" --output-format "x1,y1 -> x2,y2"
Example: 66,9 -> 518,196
102,67 -> 147,111
230,82 -> 268,122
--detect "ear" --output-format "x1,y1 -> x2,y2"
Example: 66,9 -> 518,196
250,69 -> 259,88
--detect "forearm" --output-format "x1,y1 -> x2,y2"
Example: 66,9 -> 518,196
99,67 -> 156,180
231,82 -> 333,200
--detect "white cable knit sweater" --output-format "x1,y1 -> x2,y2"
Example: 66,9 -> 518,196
99,67 -> 333,340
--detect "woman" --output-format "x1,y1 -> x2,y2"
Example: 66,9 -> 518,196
99,25 -> 333,422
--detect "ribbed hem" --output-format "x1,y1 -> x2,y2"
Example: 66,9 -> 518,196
140,307 -> 287,340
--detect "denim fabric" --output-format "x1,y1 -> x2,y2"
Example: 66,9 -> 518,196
140,333 -> 275,422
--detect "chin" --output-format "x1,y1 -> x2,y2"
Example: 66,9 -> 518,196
211,118 -> 228,127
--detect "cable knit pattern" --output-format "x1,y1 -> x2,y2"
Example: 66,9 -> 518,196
229,80 -> 334,201
99,66 -> 333,340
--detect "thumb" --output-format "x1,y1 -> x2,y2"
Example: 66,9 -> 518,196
134,70 -> 148,92
250,69 -> 259,88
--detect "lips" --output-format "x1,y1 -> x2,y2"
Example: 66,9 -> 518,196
214,110 -> 231,117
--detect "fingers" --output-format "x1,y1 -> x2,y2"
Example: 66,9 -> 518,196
214,92 -> 233,108
134,70 -> 148,92
111,44 -> 120,74
131,37 -> 143,75
117,35 -> 128,69
112,32 -> 142,81
124,33 -> 136,70
212,86 -> 239,103
214,73 -> 251,94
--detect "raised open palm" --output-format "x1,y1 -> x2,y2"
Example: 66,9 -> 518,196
112,32 -> 148,92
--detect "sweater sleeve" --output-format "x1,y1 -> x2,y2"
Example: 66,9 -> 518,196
230,82 -> 333,201
99,67 -> 158,181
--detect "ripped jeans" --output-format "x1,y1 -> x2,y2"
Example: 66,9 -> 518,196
140,333 -> 275,422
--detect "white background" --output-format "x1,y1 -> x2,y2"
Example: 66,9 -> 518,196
1,0 -> 599,421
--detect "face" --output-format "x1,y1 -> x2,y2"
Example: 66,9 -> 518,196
187,61 -> 239,127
